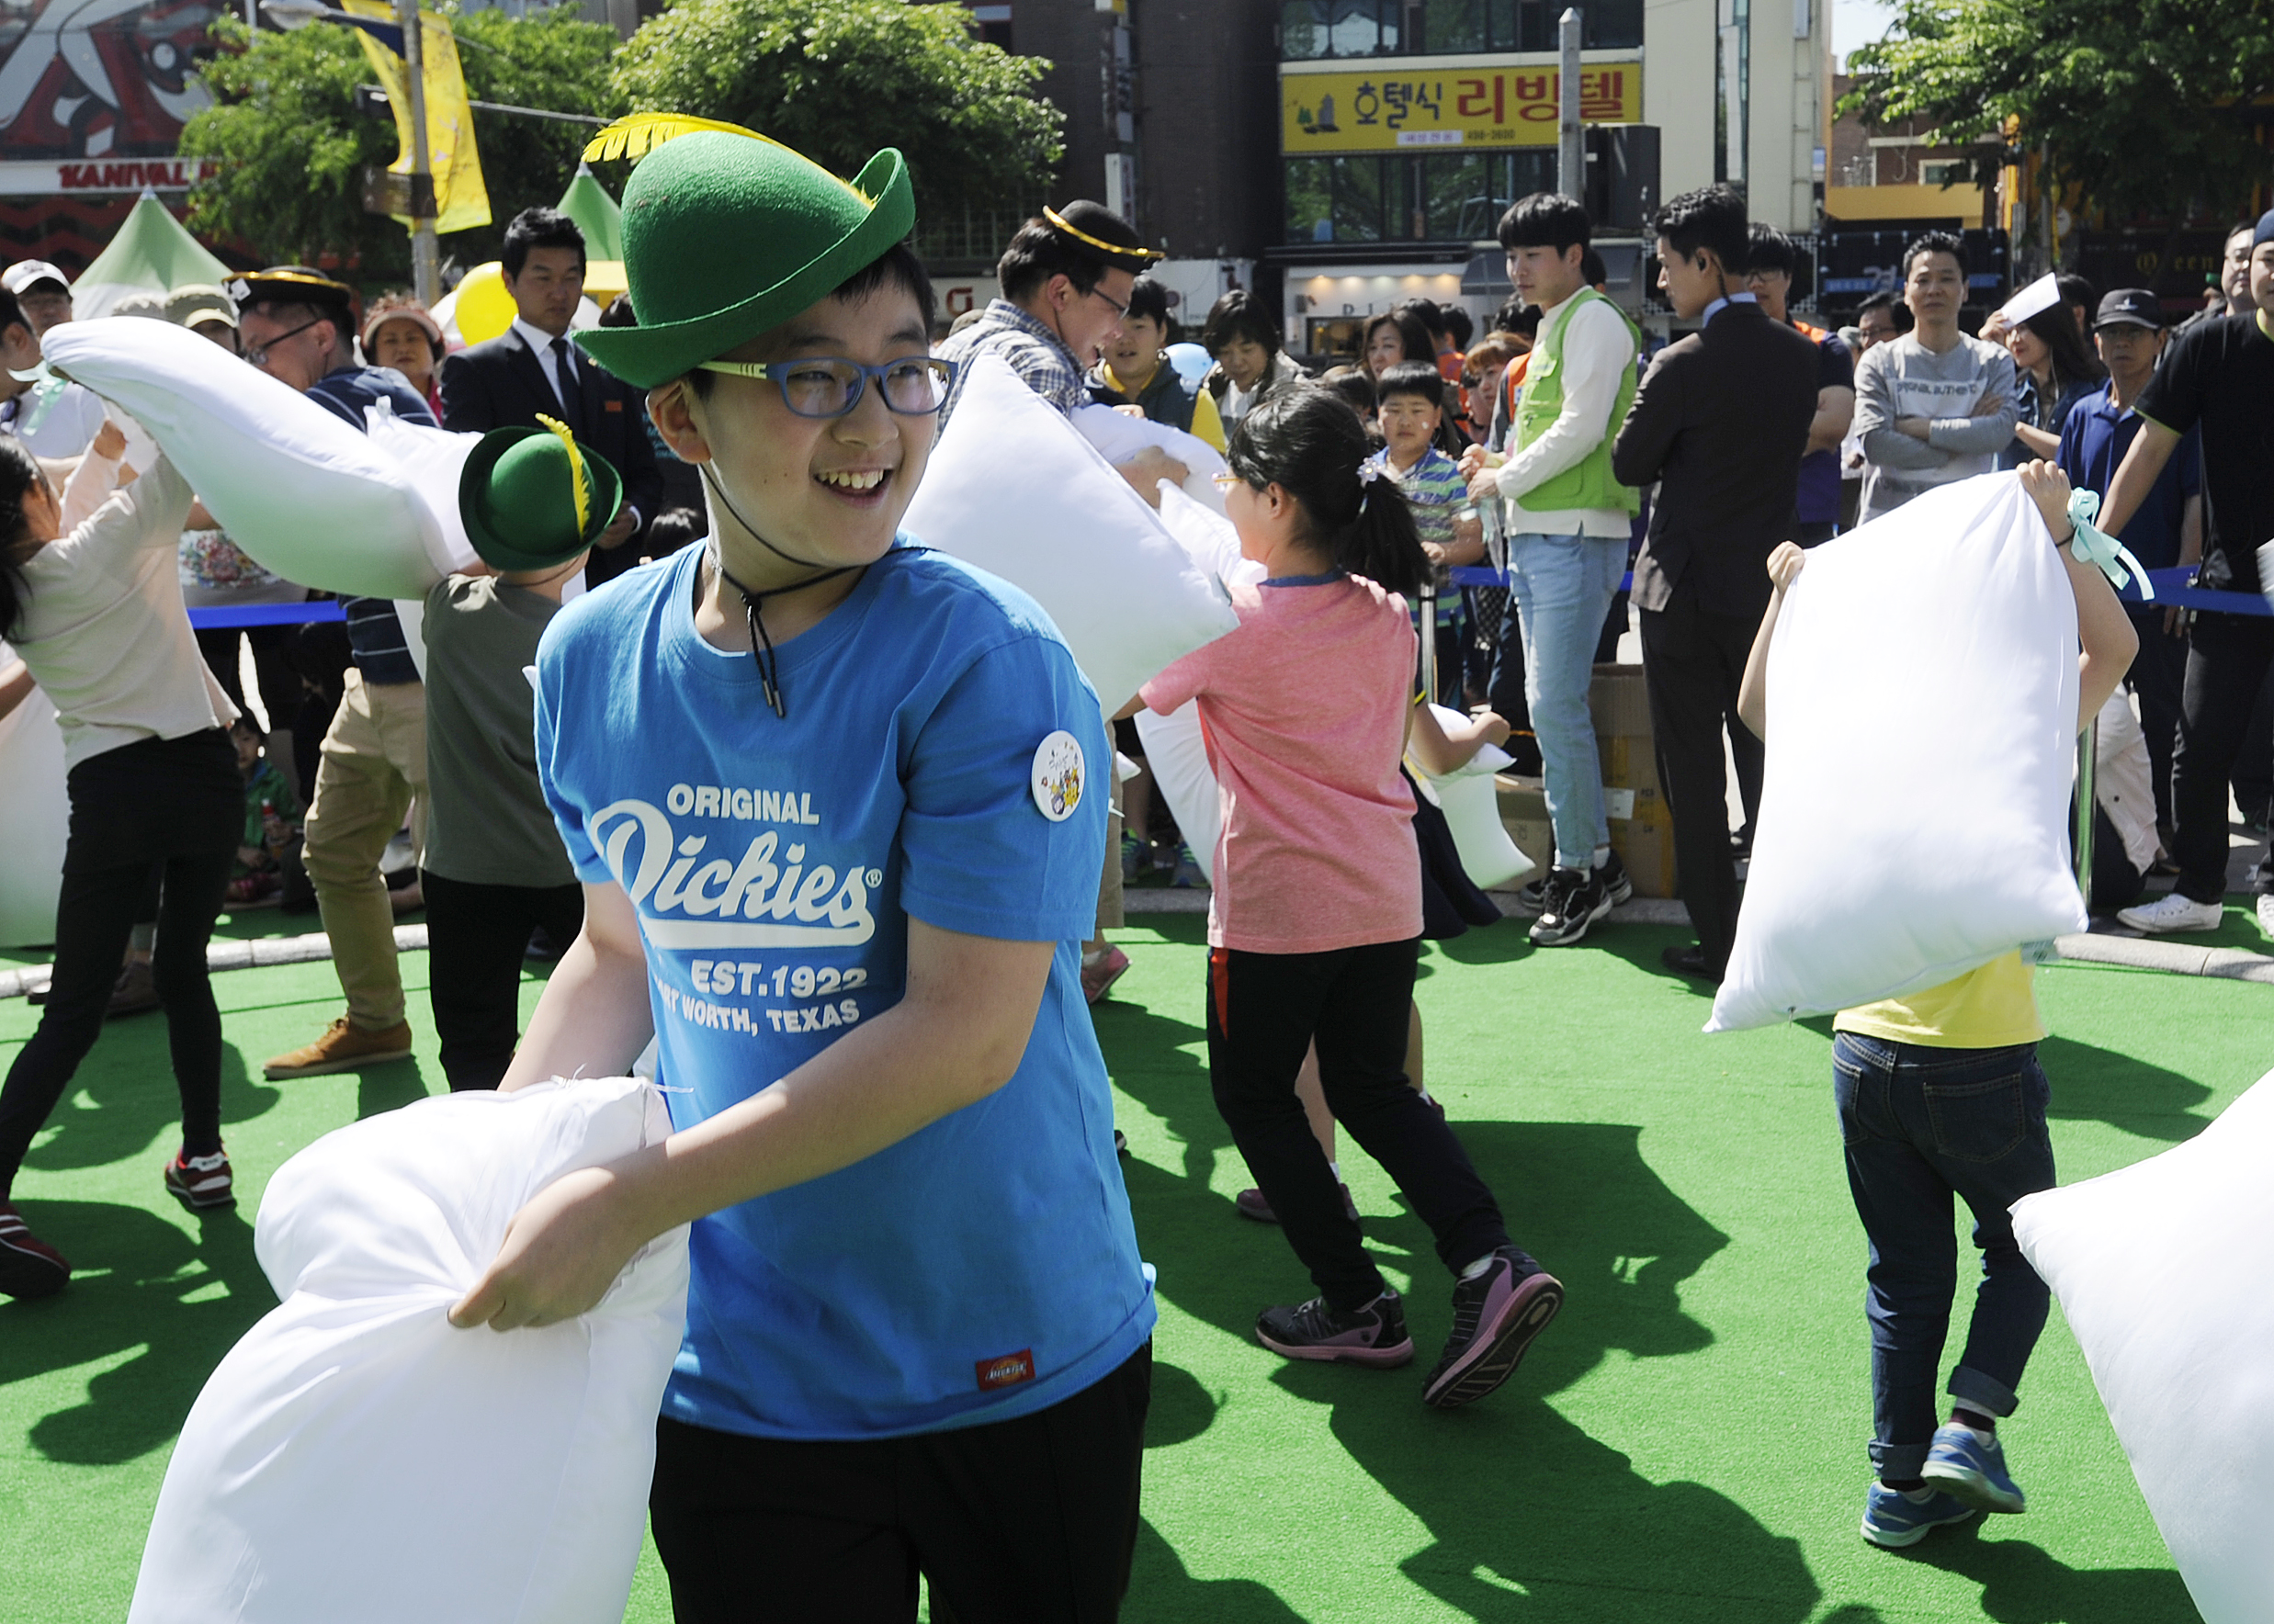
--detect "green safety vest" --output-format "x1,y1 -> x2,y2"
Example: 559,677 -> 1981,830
1510,286 -> 1641,518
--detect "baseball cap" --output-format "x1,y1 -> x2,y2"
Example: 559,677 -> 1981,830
3,260 -> 70,298
2092,288 -> 2162,332
166,284 -> 240,331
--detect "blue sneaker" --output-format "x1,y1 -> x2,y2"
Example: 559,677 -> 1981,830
1922,1422 -> 2026,1513
1860,1482 -> 1976,1549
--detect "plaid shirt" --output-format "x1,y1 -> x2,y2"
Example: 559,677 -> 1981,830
936,299 -> 1089,425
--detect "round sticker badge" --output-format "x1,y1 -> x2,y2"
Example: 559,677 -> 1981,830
1030,730 -> 1086,822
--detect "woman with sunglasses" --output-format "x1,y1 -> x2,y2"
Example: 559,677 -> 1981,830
444,131 -> 1154,1619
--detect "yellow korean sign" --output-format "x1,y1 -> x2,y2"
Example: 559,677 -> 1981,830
1282,63 -> 1642,152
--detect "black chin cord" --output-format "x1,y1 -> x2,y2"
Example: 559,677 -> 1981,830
699,466 -> 860,718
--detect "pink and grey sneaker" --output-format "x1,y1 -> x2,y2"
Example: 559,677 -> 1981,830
1081,944 -> 1132,1005
1256,1288 -> 1414,1368
0,1203 -> 71,1299
1420,1247 -> 1563,1408
1235,1182 -> 1362,1224
164,1148 -> 236,1212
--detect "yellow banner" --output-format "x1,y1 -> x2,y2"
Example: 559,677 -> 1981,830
1282,62 -> 1642,153
342,0 -> 491,235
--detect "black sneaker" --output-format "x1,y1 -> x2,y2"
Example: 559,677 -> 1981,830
1515,850 -> 1630,916
1256,1289 -> 1415,1368
1529,866 -> 1611,946
1421,1248 -> 1563,1407
1595,848 -> 1633,906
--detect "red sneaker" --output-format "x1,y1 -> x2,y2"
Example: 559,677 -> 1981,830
1080,944 -> 1131,1004
164,1149 -> 236,1212
0,1203 -> 71,1299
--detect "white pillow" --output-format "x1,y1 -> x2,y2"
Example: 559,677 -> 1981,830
43,321 -> 454,603
128,1077 -> 689,1624
1707,474 -> 2087,1031
1069,400 -> 1230,513
902,355 -> 1239,716
1414,705 -> 1533,891
2011,1071 -> 2274,1624
0,647 -> 67,948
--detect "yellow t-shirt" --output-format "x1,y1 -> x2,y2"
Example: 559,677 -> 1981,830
1832,950 -> 2045,1049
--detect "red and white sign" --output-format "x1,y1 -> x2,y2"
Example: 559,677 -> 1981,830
0,157 -> 218,195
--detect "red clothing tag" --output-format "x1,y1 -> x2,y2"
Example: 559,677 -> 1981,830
603,398 -> 624,412
975,1349 -> 1035,1392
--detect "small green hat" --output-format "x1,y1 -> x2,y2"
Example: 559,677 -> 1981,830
573,122 -> 915,390
458,418 -> 624,572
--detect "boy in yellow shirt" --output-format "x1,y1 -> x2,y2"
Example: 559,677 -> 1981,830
1738,460 -> 2138,1551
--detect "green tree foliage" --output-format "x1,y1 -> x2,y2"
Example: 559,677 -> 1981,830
1843,0 -> 2274,223
607,0 -> 1064,221
181,6 -> 619,282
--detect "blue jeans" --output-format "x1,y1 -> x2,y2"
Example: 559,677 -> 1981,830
1492,532 -> 1625,869
1832,1032 -> 2056,1482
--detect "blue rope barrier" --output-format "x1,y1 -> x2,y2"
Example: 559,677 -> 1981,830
186,602 -> 346,630
1446,564 -> 2270,617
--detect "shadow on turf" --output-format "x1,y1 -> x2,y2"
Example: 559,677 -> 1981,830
1121,1117 -> 1780,1618
17,1020 -> 281,1175
0,1198 -> 274,1465
1890,1518 -> 2199,1624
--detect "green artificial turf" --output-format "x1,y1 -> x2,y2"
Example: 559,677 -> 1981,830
3,911 -> 2265,1622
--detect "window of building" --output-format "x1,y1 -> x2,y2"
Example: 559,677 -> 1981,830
1282,0 -> 1640,59
1285,151 -> 1558,243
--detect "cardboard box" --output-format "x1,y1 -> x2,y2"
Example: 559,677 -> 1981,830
1499,773 -> 1680,900
1598,734 -> 1660,796
1589,661 -> 1652,739
1493,774 -> 1554,877
1610,785 -> 1679,899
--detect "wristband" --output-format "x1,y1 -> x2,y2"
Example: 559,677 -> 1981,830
2065,488 -> 2152,598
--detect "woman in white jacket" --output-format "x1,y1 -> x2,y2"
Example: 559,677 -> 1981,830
0,423 -> 243,1301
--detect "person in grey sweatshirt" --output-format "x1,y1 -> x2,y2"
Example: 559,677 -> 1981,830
1853,231 -> 2019,524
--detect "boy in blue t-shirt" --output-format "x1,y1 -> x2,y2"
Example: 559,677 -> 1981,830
445,128 -> 1155,1618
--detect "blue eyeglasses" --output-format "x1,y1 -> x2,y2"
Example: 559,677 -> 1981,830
695,355 -> 961,420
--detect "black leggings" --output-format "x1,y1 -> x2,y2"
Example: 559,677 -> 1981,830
1205,938 -> 1511,1312
420,869 -> 585,1092
0,730 -> 241,1198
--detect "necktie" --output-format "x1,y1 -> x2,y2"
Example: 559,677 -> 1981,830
549,335 -> 584,434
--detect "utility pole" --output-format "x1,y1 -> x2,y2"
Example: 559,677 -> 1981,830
1556,8 -> 1584,203
399,0 -> 439,307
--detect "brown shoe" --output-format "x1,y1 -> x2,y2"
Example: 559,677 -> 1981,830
105,958 -> 160,1019
263,1016 -> 414,1079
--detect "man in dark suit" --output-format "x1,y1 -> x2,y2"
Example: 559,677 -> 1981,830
440,208 -> 662,588
1612,185 -> 1820,983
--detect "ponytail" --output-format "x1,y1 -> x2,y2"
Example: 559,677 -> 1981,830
0,436 -> 40,640
1225,385 -> 1428,599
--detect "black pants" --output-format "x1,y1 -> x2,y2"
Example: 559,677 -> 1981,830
419,870 -> 583,1092
1639,599 -> 1763,971
1205,939 -> 1510,1312
648,1344 -> 1150,1623
194,624 -> 300,735
0,731 -> 240,1197
2126,606 -> 2188,832
2172,612 -> 2274,903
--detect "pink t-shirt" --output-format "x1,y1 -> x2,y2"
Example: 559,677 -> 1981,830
1142,572 -> 1422,953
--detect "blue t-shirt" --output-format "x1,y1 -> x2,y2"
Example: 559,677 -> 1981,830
2056,384 -> 2202,572
535,541 -> 1153,1441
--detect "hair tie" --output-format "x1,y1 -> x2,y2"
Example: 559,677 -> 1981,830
1356,460 -> 1382,486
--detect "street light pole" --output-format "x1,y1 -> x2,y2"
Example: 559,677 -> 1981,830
398,0 -> 439,307
1556,7 -> 1583,202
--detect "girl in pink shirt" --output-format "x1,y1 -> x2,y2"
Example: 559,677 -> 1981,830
1138,388 -> 1562,1407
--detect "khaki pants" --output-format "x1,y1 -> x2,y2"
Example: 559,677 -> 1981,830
301,670 -> 426,1030
1095,775 -> 1124,934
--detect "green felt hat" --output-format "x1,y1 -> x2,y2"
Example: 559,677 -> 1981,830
458,418 -> 623,571
572,122 -> 915,389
